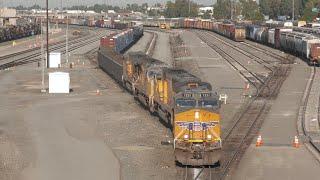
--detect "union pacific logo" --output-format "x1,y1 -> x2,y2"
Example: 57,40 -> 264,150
176,121 -> 218,130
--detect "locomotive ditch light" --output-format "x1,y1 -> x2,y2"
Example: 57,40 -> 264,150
183,134 -> 189,140
207,134 -> 212,140
195,111 -> 200,120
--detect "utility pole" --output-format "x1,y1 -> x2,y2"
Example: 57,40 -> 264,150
46,0 -> 49,68
41,18 -> 46,92
230,0 -> 233,20
292,0 -> 295,21
188,0 -> 191,17
66,14 -> 69,64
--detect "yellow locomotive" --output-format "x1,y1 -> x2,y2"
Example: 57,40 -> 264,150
122,52 -> 221,165
160,23 -> 170,30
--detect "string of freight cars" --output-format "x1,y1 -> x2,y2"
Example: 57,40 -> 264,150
143,18 -> 320,65
50,16 -> 320,65
98,24 -> 223,166
0,23 -> 41,43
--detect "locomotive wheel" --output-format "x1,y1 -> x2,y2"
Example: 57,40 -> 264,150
169,110 -> 174,129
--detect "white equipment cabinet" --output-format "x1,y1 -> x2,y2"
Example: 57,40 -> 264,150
49,52 -> 61,68
49,72 -> 70,93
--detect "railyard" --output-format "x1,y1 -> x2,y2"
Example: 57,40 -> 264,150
1,12 -> 320,180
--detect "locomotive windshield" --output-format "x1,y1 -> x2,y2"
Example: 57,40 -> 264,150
198,99 -> 218,108
176,99 -> 196,107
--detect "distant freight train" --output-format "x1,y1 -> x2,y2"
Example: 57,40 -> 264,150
98,25 -> 222,166
144,18 -> 246,41
144,18 -> 320,65
0,24 -> 41,43
57,16 -> 320,64
245,24 -> 320,65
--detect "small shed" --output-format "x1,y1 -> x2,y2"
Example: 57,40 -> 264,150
49,72 -> 70,93
49,52 -> 61,68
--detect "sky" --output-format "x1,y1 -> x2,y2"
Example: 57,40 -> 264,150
1,0 -> 215,8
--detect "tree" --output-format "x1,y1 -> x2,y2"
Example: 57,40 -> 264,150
213,0 -> 231,19
259,0 -> 270,16
202,10 -> 212,19
240,0 -> 264,21
259,0 -> 304,20
301,0 -> 320,21
280,0 -> 291,17
164,0 -> 198,18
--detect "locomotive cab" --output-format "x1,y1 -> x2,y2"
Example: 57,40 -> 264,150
173,85 -> 222,166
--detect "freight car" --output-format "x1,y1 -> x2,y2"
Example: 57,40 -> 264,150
215,22 -> 246,41
0,24 -> 41,43
246,24 -> 320,64
279,31 -> 320,64
179,19 -> 246,42
122,52 -> 221,165
98,24 -> 144,80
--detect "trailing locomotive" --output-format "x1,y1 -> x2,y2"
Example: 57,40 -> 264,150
98,25 -> 222,166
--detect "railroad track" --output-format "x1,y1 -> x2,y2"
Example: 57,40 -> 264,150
193,30 -> 265,91
180,30 -> 291,180
0,29 -> 109,70
0,34 -> 80,61
145,31 -> 157,56
240,41 -> 292,64
298,66 -> 320,156
198,30 -> 275,72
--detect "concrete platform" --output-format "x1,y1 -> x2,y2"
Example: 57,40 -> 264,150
232,61 -> 320,180
151,31 -> 172,65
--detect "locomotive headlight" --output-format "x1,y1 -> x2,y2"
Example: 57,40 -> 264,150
207,134 -> 212,140
183,134 -> 189,140
194,111 -> 200,120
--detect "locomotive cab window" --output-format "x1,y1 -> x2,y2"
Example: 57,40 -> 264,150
176,99 -> 196,107
198,99 -> 218,108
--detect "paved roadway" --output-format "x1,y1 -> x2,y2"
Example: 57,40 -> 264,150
151,31 -> 172,65
232,61 -> 320,180
0,33 -> 121,180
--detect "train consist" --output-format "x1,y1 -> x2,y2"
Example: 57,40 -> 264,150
100,24 -> 143,53
144,18 -> 246,41
182,19 -> 246,41
98,25 -> 222,166
145,18 -> 320,64
246,25 -> 320,64
50,17 -> 136,30
0,24 -> 41,43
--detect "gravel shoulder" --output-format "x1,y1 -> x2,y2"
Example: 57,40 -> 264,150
150,31 -> 172,65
